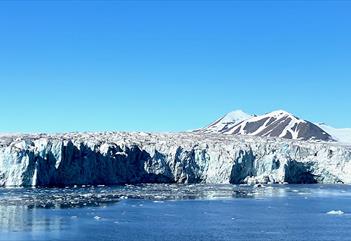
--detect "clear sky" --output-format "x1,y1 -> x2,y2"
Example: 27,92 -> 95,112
0,1 -> 350,133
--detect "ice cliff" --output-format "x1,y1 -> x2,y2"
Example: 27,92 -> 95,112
0,132 -> 350,187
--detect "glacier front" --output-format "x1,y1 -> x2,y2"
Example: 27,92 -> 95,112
0,132 -> 350,187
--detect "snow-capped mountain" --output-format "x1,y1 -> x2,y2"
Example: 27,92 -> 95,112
200,110 -> 253,133
201,110 -> 334,142
316,123 -> 351,144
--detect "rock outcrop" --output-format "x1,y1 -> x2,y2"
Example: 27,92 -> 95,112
0,132 -> 350,187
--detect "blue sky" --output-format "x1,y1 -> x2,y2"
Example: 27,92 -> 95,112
0,1 -> 350,132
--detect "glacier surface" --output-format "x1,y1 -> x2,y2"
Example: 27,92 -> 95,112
0,132 -> 350,187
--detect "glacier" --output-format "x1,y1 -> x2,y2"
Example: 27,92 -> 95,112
0,132 -> 350,187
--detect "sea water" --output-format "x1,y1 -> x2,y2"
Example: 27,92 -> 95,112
0,184 -> 350,241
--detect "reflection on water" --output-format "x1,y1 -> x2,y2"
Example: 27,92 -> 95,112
0,205 -> 65,233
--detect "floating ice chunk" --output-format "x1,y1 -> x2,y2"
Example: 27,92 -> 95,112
297,192 -> 310,195
327,210 -> 344,215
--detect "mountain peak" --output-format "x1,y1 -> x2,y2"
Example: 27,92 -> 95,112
221,110 -> 252,124
264,110 -> 296,118
268,109 -> 290,115
196,109 -> 253,133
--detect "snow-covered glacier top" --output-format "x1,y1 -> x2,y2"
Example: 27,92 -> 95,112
0,132 -> 350,187
316,123 -> 351,145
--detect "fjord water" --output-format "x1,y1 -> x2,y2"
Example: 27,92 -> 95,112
0,185 -> 350,241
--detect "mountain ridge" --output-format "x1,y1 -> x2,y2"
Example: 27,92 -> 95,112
199,109 -> 341,142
